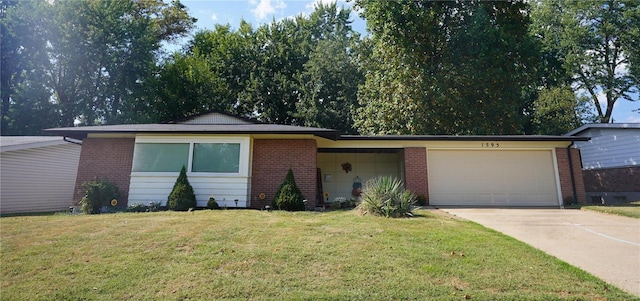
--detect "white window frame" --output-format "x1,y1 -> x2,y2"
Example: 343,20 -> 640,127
131,136 -> 250,177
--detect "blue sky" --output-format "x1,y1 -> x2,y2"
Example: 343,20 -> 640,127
176,0 -> 639,124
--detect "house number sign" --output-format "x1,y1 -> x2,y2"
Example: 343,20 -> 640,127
482,142 -> 500,148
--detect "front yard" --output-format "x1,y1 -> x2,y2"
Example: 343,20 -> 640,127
581,201 -> 640,218
1,209 -> 636,300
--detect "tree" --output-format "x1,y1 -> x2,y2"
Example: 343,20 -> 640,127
353,0 -> 538,135
1,0 -> 56,135
531,0 -> 639,123
532,86 -> 597,135
1,0 -> 195,134
296,3 -> 363,134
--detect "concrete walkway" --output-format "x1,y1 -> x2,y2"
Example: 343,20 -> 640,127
439,208 -> 640,296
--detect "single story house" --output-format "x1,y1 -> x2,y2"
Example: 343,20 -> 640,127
1,136 -> 81,214
44,112 -> 589,209
565,123 -> 640,204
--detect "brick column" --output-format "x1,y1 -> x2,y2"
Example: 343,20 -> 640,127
73,138 -> 135,205
556,147 -> 586,204
404,147 -> 429,203
251,139 -> 317,209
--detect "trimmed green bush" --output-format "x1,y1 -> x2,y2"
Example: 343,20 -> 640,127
207,197 -> 219,209
80,179 -> 120,214
272,168 -> 305,211
357,176 -> 416,218
416,194 -> 428,206
167,166 -> 197,211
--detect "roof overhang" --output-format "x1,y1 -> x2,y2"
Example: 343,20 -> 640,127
44,123 -> 340,141
339,135 -> 590,142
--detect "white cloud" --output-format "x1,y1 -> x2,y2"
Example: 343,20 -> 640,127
250,0 -> 286,20
211,13 -> 218,21
625,114 -> 640,123
305,0 -> 341,11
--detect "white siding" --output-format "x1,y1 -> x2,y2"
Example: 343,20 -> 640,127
574,128 -> 640,169
0,143 -> 81,214
317,152 -> 403,201
128,174 -> 250,207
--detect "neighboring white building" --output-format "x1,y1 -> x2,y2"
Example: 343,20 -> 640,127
0,136 -> 81,214
566,123 -> 640,203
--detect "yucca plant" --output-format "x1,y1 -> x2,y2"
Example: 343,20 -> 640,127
357,176 -> 416,218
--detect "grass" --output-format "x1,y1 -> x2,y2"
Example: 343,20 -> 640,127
1,209 -> 637,300
581,201 -> 640,219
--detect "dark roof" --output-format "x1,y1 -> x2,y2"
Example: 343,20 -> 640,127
44,123 -> 341,140
565,123 -> 640,136
339,135 -> 590,142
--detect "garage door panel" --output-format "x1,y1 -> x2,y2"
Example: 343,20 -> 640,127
428,150 -> 559,207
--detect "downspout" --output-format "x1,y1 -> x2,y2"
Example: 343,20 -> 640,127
63,136 -> 82,145
567,142 -> 577,207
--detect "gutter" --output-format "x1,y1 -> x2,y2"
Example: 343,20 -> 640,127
567,142 -> 578,207
63,136 -> 83,145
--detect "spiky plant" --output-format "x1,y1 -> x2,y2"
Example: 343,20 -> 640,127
357,176 -> 415,218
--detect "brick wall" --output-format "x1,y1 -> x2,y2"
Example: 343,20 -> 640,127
583,166 -> 640,192
555,147 -> 587,204
251,139 -> 317,209
73,138 -> 135,205
404,148 -> 429,203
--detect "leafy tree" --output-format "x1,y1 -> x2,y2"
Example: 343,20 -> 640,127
531,0 -> 639,123
167,166 -> 196,211
1,0 -> 195,134
353,0 -> 538,135
272,168 -> 305,211
532,86 -> 596,135
296,3 -> 363,134
1,0 -> 56,135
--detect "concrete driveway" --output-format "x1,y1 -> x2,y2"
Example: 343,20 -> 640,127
439,208 -> 640,296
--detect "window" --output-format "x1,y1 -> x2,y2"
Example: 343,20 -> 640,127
192,143 -> 240,173
132,141 -> 242,174
132,143 -> 189,172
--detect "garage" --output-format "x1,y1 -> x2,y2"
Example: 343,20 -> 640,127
428,149 -> 560,207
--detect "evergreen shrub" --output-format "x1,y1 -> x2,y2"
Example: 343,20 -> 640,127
167,166 -> 197,211
272,168 -> 305,211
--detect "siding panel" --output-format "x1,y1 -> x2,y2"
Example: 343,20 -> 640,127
128,174 -> 250,208
574,129 -> 640,169
1,144 -> 81,213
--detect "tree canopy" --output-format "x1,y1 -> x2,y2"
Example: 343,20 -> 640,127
2,0 -> 637,136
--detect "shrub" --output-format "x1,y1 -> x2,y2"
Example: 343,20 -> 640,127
207,197 -> 219,209
167,166 -> 197,211
80,179 -> 120,214
357,176 -> 416,218
272,168 -> 305,211
416,194 -> 428,206
563,196 -> 577,207
127,203 -> 147,213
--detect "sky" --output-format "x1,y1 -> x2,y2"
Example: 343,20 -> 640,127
175,0 -> 639,124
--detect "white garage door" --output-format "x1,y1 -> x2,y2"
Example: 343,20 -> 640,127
428,150 -> 559,207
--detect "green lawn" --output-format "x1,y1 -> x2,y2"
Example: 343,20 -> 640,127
1,209 -> 636,300
581,202 -> 640,219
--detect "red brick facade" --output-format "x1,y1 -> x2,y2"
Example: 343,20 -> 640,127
250,139 -> 317,209
583,166 -> 640,193
404,148 -> 429,203
555,147 -> 587,204
73,138 -> 135,205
